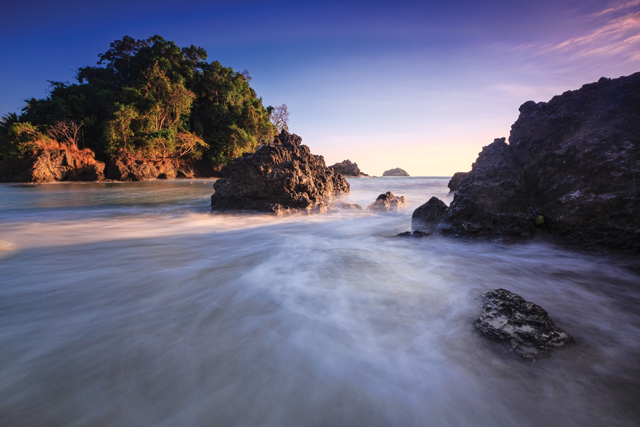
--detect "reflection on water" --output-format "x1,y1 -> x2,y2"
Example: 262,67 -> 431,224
0,178 -> 639,426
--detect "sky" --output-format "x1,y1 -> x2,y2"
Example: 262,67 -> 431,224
1,0 -> 640,176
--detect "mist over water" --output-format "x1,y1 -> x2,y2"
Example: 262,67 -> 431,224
1,178 -> 639,426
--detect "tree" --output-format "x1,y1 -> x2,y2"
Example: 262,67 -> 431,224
269,104 -> 289,133
47,119 -> 83,148
10,35 -> 276,167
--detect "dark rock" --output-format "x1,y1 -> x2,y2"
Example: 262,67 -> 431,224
328,159 -> 369,177
367,191 -> 407,212
476,289 -> 574,360
442,72 -> 640,252
0,149 -> 105,183
447,172 -> 468,192
397,230 -> 432,238
210,130 -> 350,215
412,197 -> 448,230
382,167 -> 409,177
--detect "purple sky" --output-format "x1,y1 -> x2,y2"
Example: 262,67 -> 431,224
2,0 -> 639,175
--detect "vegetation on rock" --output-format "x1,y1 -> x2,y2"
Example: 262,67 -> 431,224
1,35 -> 281,179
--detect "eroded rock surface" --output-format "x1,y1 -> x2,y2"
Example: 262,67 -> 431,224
328,159 -> 369,177
476,289 -> 574,359
447,172 -> 468,192
210,130 -> 350,215
367,191 -> 407,212
0,149 -> 105,183
382,168 -> 409,177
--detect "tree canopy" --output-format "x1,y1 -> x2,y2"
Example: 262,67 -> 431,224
3,35 -> 278,170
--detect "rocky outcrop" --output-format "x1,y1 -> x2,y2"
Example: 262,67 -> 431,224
447,172 -> 468,192
0,149 -> 105,183
418,73 -> 640,252
105,155 -> 189,181
210,130 -> 350,215
367,191 -> 407,212
328,159 -> 369,177
382,168 -> 409,177
412,197 -> 448,230
476,289 -> 574,360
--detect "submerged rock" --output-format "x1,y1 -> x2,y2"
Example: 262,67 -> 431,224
439,73 -> 640,253
412,197 -> 448,230
476,289 -> 574,359
210,130 -> 350,215
367,191 -> 407,212
397,230 -> 431,238
447,172 -> 468,192
382,168 -> 409,177
0,149 -> 105,183
328,159 -> 369,177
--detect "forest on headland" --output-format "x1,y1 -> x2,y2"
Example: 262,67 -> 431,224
0,35 -> 289,178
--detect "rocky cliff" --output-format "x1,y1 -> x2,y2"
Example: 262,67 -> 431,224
417,73 -> 640,253
211,130 -> 350,215
0,149 -> 105,183
105,153 -> 200,181
328,159 -> 369,176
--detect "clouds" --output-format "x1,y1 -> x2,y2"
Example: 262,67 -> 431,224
534,1 -> 640,62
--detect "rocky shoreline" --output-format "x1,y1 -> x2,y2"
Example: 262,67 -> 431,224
411,73 -> 640,255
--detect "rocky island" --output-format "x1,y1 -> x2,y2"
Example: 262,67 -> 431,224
210,130 -> 350,215
413,72 -> 640,254
382,168 -> 409,177
328,159 -> 369,177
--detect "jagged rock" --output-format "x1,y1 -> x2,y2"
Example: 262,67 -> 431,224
210,130 -> 350,215
412,197 -> 448,230
476,289 -> 574,360
382,168 -> 409,177
447,172 -> 468,192
328,160 -> 369,177
367,191 -> 407,212
0,149 -> 105,183
442,73 -> 640,252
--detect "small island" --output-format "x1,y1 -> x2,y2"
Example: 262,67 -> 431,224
382,167 -> 409,177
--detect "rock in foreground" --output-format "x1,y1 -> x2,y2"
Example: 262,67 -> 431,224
424,73 -> 640,252
476,289 -> 574,360
367,191 -> 407,212
328,159 -> 369,177
382,168 -> 409,177
211,130 -> 350,215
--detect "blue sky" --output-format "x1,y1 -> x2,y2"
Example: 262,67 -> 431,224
2,0 -> 640,175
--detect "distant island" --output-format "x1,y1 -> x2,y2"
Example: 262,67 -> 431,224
382,168 -> 409,177
0,35 -> 282,183
328,159 -> 369,177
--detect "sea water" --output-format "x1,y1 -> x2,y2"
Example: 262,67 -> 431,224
1,178 -> 639,426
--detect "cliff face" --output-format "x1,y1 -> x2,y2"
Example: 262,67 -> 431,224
0,149 -> 105,183
211,130 -> 350,215
440,73 -> 640,253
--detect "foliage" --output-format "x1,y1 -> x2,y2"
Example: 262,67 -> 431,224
7,35 -> 277,169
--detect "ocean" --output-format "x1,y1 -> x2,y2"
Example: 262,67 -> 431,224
1,177 -> 639,426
